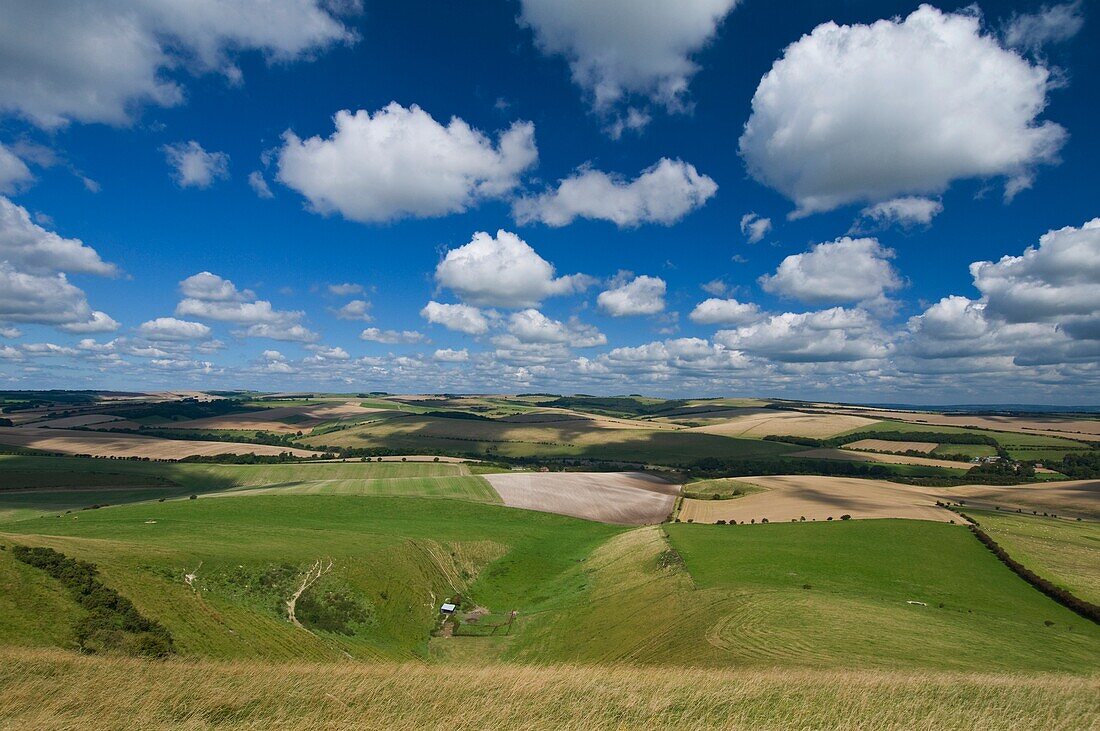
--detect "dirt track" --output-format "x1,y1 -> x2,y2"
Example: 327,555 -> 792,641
0,426 -> 320,459
484,471 -> 679,525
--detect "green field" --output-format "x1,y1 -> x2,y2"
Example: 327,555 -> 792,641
681,477 -> 765,499
931,443 -> 998,458
0,456 -> 484,522
972,510 -> 1100,606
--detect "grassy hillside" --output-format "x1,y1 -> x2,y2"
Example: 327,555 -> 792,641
663,520 -> 1100,672
500,520 -> 1100,673
2,649 -> 1095,731
0,494 -> 621,661
972,510 -> 1100,605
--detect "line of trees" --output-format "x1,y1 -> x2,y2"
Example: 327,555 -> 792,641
952,514 -> 1099,624
10,545 -> 175,656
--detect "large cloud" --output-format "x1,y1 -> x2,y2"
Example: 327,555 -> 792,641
0,196 -> 118,332
518,0 -> 738,120
970,218 -> 1100,337
759,237 -> 902,306
597,274 -> 666,316
434,230 -> 592,308
0,264 -> 116,331
0,196 -> 117,275
715,308 -> 891,362
513,158 -> 716,227
0,0 -> 355,128
277,104 -> 537,223
740,5 -> 1066,216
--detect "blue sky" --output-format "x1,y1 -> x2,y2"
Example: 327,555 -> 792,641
0,0 -> 1097,402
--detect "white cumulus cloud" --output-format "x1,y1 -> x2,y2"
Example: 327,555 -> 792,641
435,230 -> 592,308
689,298 -> 762,325
277,103 -> 537,223
0,0 -> 356,128
0,196 -> 117,275
715,308 -> 891,362
360,328 -> 425,344
420,301 -> 490,335
518,0 -> 738,118
740,5 -> 1066,216
138,317 -> 211,341
597,274 -> 666,316
505,309 -> 606,347
434,348 -> 469,363
513,158 -> 716,227
759,237 -> 902,307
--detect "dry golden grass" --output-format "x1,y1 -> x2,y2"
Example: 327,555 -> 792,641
691,410 -> 879,438
0,648 -> 1095,730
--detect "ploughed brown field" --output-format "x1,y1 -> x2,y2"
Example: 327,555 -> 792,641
0,426 -> 320,459
483,471 -> 679,524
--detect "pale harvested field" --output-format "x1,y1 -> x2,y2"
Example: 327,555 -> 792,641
24,414 -> 124,429
0,426 -> 320,459
692,410 -> 879,438
844,439 -> 939,454
677,476 -> 962,524
796,447 -> 969,470
805,407 -> 1100,442
484,471 -> 679,525
2,650 -> 1095,731
944,480 -> 1100,519
161,400 -> 382,433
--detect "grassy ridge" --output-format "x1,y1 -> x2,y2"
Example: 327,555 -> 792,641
0,495 -> 621,661
3,649 -> 1096,731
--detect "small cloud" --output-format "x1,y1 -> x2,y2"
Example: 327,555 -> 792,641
740,212 -> 772,243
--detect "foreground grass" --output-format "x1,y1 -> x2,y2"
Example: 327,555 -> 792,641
972,509 -> 1100,605
0,648 -> 1095,731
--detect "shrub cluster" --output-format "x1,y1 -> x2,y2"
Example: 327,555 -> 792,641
11,545 -> 174,656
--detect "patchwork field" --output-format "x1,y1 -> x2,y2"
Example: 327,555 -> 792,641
159,400 -> 381,433
0,426 -> 320,459
484,471 -> 678,524
676,475 -> 961,524
299,412 -> 796,464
